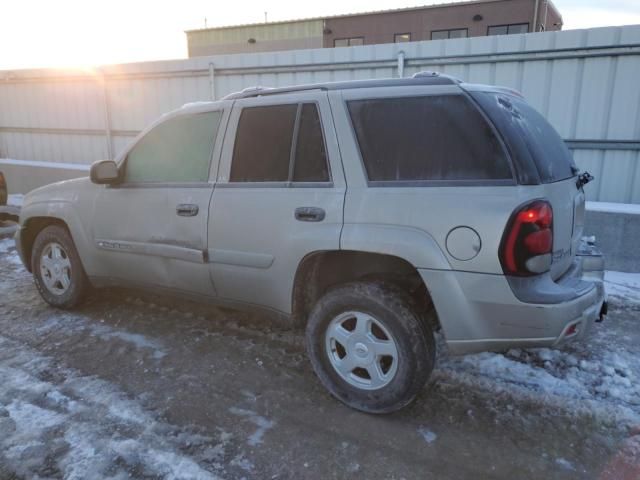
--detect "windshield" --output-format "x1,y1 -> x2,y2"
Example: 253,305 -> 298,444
471,91 -> 576,184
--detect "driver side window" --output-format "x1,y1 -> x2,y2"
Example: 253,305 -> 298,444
124,111 -> 222,183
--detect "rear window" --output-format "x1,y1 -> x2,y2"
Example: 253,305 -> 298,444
470,92 -> 575,184
347,95 -> 512,183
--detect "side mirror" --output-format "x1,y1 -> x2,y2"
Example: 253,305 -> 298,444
90,160 -> 120,185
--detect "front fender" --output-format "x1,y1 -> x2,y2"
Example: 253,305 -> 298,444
340,224 -> 451,270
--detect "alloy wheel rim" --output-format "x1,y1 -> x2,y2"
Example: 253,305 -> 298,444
325,311 -> 399,390
40,242 -> 72,296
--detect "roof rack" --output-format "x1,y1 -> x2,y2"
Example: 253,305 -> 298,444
222,71 -> 461,100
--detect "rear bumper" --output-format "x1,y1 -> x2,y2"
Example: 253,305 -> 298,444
420,241 -> 606,355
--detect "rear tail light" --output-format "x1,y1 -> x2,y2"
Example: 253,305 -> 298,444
500,200 -> 553,276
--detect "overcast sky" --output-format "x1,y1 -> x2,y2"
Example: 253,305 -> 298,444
0,0 -> 639,70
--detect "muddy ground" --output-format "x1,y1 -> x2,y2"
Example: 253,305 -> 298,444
0,233 -> 638,480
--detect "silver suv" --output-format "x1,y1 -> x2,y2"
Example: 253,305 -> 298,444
16,72 -> 607,413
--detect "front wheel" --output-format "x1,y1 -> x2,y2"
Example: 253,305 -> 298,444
31,225 -> 89,309
305,281 -> 436,414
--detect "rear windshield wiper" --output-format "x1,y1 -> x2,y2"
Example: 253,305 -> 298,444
576,171 -> 594,189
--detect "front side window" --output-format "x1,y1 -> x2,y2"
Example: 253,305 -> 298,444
125,112 -> 221,183
347,95 -> 512,182
231,103 -> 330,183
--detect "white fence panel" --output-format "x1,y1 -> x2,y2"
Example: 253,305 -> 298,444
1,24 -> 639,202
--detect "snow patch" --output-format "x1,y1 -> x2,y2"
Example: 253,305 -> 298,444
586,201 -> 640,215
436,271 -> 640,429
0,239 -> 22,267
35,313 -> 168,360
0,158 -> 90,171
6,401 -> 66,436
555,457 -> 576,471
605,271 -> 640,304
90,324 -> 167,359
0,238 -> 13,254
439,342 -> 640,428
7,194 -> 24,206
418,427 -> 437,444
229,407 -> 275,446
0,334 -> 223,479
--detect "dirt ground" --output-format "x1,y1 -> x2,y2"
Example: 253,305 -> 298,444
0,232 -> 639,480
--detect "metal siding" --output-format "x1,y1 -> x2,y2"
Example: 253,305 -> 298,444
1,25 -> 640,203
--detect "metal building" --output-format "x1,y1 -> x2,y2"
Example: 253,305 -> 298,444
186,0 -> 562,56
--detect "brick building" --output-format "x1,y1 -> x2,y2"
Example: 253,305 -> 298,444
186,0 -> 562,56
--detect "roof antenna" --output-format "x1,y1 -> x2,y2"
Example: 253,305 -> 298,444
264,11 -> 268,23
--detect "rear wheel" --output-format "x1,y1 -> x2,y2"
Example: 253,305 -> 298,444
31,225 -> 89,308
305,281 -> 436,414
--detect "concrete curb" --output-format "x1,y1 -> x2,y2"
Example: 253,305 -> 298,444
585,210 -> 640,273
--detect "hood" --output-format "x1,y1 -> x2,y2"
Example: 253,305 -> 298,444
23,177 -> 92,209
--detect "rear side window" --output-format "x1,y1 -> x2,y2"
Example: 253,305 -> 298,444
231,105 -> 297,182
347,95 -> 512,182
125,112 -> 221,183
470,92 -> 576,184
293,104 -> 329,182
231,103 -> 330,183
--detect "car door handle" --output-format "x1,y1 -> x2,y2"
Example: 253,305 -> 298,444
295,207 -> 325,222
176,204 -> 199,217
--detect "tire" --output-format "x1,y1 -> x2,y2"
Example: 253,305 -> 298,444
31,225 -> 89,309
305,281 -> 436,414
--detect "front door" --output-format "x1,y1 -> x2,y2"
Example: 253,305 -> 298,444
207,92 -> 345,314
90,105 -> 228,297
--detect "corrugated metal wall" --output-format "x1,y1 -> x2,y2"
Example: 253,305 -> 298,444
1,24 -> 639,202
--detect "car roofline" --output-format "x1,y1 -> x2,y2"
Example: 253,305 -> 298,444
173,73 -> 521,117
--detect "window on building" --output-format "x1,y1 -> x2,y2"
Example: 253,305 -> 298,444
431,28 -> 468,40
449,28 -> 468,38
231,103 -> 330,183
334,37 -> 364,47
394,33 -> 411,43
125,112 -> 221,183
347,95 -> 512,182
487,23 -> 529,36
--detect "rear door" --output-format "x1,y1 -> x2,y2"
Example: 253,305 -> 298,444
207,92 -> 345,314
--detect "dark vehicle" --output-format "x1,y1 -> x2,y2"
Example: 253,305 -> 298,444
0,172 -> 7,206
